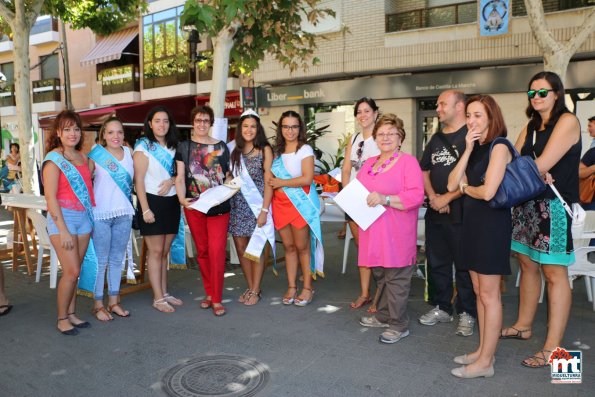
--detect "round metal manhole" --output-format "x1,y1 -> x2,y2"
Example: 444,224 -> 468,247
162,355 -> 270,397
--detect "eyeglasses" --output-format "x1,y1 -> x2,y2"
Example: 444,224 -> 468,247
281,125 -> 300,131
195,119 -> 211,124
527,89 -> 553,99
356,140 -> 364,159
377,132 -> 400,139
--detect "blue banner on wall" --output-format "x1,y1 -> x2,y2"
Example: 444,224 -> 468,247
479,0 -> 510,37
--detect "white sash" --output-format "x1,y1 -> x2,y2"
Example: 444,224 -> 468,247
235,156 -> 276,263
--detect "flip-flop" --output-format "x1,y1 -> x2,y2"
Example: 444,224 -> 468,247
0,304 -> 13,316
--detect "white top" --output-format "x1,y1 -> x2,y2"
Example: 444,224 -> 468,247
281,145 -> 314,178
134,143 -> 176,196
349,133 -> 380,181
92,147 -> 135,220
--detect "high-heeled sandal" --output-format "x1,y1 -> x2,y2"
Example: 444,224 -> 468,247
57,317 -> 79,336
294,287 -> 314,307
282,286 -> 297,305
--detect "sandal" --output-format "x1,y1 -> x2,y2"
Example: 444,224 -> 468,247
200,298 -> 212,309
163,293 -> 183,306
350,295 -> 372,309
294,287 -> 314,307
152,298 -> 175,313
92,307 -> 113,322
244,290 -> 261,306
521,350 -> 552,368
212,303 -> 226,317
0,304 -> 13,317
500,326 -> 531,340
67,312 -> 91,328
108,304 -> 130,318
238,289 -> 251,303
367,305 -> 378,314
57,317 -> 78,336
282,286 -> 297,305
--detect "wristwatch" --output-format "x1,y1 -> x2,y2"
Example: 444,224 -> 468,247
385,195 -> 390,206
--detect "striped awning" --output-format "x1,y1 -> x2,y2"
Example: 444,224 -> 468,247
80,27 -> 138,67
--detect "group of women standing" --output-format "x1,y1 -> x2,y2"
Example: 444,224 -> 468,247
41,71 -> 580,382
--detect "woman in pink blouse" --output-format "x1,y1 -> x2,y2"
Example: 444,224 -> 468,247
356,113 -> 424,344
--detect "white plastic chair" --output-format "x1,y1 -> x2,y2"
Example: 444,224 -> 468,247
568,246 -> 595,311
26,209 -> 60,289
319,196 -> 351,273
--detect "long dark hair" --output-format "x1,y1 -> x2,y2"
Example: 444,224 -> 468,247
466,94 -> 507,144
354,97 -> 379,117
525,71 -> 568,130
230,114 -> 270,173
46,110 -> 84,153
98,116 -> 124,147
143,106 -> 179,149
274,110 -> 306,156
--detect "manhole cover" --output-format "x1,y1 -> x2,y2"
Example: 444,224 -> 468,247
162,355 -> 269,397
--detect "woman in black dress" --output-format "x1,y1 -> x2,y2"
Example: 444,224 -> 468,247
447,95 -> 512,378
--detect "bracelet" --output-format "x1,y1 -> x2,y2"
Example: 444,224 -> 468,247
142,209 -> 151,215
385,195 -> 390,206
261,208 -> 269,213
460,183 -> 468,194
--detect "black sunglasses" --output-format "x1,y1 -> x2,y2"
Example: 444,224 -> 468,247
527,89 -> 553,99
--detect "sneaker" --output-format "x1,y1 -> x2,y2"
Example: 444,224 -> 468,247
379,329 -> 410,344
456,312 -> 475,336
359,316 -> 390,328
418,306 -> 453,325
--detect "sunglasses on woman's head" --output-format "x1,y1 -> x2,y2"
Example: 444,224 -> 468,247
527,89 -> 553,99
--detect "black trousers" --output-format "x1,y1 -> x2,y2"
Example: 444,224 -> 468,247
425,220 -> 476,317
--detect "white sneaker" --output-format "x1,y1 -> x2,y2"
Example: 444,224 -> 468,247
359,316 -> 390,328
456,312 -> 475,336
418,306 -> 453,325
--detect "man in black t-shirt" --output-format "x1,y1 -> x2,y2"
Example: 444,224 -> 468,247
418,90 -> 476,336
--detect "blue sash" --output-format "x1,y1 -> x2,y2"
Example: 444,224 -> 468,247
134,137 -> 186,268
88,145 -> 133,204
43,152 -> 98,297
271,156 -> 324,278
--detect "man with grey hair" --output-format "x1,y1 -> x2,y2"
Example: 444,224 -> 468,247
418,90 -> 476,336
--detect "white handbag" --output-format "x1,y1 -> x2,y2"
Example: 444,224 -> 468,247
549,183 -> 586,239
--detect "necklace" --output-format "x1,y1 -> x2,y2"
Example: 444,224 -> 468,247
243,146 -> 255,156
368,151 -> 400,176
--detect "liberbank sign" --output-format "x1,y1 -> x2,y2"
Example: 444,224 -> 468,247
257,60 -> 595,107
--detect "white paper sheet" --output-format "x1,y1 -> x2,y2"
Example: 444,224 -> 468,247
188,177 -> 241,214
333,178 -> 385,231
328,167 -> 342,182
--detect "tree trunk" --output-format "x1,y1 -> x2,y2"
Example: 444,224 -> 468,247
12,14 -> 36,194
210,22 -> 240,120
60,19 -> 73,110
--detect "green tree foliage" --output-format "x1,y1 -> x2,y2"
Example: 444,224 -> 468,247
180,0 -> 335,75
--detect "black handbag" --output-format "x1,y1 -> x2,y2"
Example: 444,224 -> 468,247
487,137 -> 546,209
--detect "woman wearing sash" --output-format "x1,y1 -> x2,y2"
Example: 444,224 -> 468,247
88,117 -> 134,321
341,97 -> 381,311
229,109 -> 274,306
357,114 -> 424,344
269,110 -> 323,307
175,106 -> 231,316
134,106 -> 181,313
43,110 -> 94,335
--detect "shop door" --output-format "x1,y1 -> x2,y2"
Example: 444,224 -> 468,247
415,98 -> 439,159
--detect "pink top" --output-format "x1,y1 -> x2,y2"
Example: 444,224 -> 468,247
357,153 -> 424,268
56,163 -> 96,211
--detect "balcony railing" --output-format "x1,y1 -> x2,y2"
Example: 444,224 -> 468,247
0,84 -> 15,107
386,2 -> 477,33
31,17 -> 58,36
143,57 -> 195,89
32,78 -> 61,103
99,64 -> 140,95
512,0 -> 594,16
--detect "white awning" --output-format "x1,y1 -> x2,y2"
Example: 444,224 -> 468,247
80,27 -> 138,67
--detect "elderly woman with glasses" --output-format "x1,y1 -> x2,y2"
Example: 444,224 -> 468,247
501,71 -> 581,369
357,113 -> 424,344
341,97 -> 381,311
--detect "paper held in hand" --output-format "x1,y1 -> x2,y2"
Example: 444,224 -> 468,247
188,177 -> 242,214
333,178 -> 386,231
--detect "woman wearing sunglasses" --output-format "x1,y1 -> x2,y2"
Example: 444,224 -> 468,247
501,72 -> 581,368
341,97 -> 381,311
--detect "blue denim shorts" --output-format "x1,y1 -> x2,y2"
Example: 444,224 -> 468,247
47,208 -> 93,236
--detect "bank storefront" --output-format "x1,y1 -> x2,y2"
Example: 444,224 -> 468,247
256,61 -> 595,160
